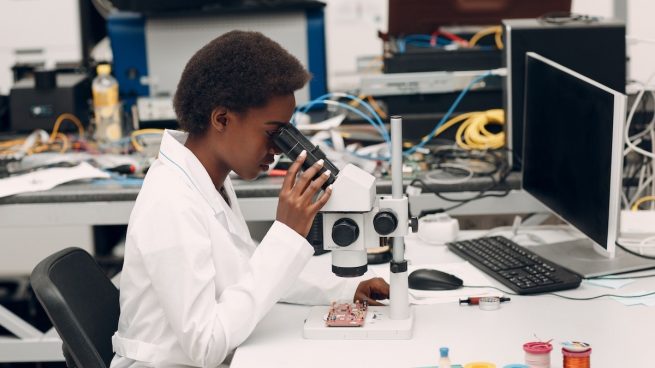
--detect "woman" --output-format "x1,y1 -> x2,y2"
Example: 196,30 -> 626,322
110,31 -> 389,367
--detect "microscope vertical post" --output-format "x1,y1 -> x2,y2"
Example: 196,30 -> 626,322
389,115 -> 409,320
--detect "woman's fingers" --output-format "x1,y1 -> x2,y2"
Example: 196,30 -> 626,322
291,158 -> 324,196
310,184 -> 333,212
281,150 -> 306,192
300,169 -> 331,203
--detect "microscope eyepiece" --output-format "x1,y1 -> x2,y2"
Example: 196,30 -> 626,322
270,124 -> 339,190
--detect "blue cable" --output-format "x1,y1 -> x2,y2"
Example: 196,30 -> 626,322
294,72 -> 493,159
301,92 -> 387,134
296,100 -> 389,143
397,34 -> 453,53
296,93 -> 390,143
403,71 -> 492,155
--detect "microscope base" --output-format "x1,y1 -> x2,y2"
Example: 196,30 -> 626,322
303,306 -> 413,340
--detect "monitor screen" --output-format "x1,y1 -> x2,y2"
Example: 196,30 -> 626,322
522,52 -> 625,254
503,18 -> 626,169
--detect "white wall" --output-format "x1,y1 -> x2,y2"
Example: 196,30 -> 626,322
625,0 -> 655,83
323,0 -> 387,92
0,0 -> 83,95
572,0 -> 655,84
571,0 -> 614,18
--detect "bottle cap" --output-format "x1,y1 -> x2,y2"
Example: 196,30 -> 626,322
523,341 -> 553,354
440,347 -> 449,357
561,341 -> 591,352
464,362 -> 496,368
96,64 -> 111,75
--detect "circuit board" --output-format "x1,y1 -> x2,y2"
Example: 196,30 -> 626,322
325,301 -> 368,327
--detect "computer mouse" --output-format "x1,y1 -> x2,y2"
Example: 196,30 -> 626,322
408,268 -> 463,291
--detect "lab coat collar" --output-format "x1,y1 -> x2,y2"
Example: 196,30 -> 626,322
158,130 -> 252,245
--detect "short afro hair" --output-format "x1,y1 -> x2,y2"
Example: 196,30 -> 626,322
173,30 -> 311,135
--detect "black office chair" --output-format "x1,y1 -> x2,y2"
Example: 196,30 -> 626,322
30,247 -> 120,368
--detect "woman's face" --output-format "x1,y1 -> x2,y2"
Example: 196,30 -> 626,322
220,94 -> 296,180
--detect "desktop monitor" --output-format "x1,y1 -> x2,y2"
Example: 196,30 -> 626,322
522,52 -> 655,277
504,18 -> 626,169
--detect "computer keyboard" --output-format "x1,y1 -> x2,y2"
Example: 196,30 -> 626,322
447,236 -> 582,294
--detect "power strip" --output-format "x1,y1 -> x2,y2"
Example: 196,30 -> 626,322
619,210 -> 655,241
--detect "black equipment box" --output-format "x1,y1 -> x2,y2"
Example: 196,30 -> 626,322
503,17 -> 626,169
9,72 -> 91,133
384,48 -> 502,74
381,1 -> 572,119
383,0 -> 571,74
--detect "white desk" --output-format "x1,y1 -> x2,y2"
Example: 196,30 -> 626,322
0,175 -> 544,364
232,230 -> 655,368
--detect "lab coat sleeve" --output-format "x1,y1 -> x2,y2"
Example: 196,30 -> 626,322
137,199 -> 312,367
279,256 -> 362,305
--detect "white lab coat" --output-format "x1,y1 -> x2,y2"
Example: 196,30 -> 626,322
110,130 -> 359,368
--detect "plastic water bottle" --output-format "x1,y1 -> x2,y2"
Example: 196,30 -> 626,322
92,64 -> 122,142
439,347 -> 452,368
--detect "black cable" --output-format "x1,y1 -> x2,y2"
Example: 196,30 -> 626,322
436,166 -> 510,204
438,190 -> 510,213
413,175 -> 511,216
626,157 -> 649,186
408,148 -> 513,217
464,285 -> 655,301
623,158 -> 647,200
421,149 -> 510,195
411,177 -> 496,203
590,273 -> 655,280
496,147 -> 522,167
639,86 -> 652,128
416,188 -> 511,217
538,12 -> 599,25
434,173 -> 499,202
462,285 -> 517,295
616,241 -> 655,260
549,291 -> 655,301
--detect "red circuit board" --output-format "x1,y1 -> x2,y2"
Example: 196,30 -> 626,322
325,301 -> 368,327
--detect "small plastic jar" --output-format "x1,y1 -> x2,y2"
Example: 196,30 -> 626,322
464,362 -> 496,368
562,342 -> 591,368
523,341 -> 553,368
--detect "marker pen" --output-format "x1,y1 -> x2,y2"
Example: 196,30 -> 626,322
459,296 -> 511,305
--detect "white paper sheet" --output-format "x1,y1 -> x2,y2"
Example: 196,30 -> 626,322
584,278 -> 636,289
0,161 -> 110,198
610,290 -> 655,306
296,114 -> 346,132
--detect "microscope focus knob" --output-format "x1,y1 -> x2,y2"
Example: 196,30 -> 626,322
332,218 -> 359,247
373,211 -> 397,235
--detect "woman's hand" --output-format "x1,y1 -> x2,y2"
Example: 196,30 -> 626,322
354,277 -> 390,306
276,150 -> 333,237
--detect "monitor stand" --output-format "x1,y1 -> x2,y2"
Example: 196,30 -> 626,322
531,238 -> 655,278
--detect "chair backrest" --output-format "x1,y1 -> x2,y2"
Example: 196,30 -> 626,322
31,247 -> 120,368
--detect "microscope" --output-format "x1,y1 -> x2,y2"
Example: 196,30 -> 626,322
272,116 -> 417,339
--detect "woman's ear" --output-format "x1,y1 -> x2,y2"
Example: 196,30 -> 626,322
210,107 -> 228,132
